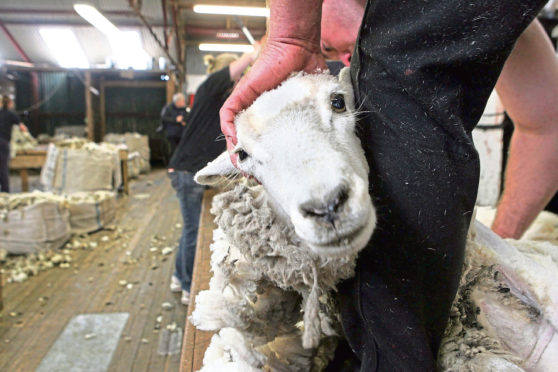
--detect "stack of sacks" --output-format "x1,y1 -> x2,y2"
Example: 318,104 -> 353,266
40,139 -> 122,193
104,132 -> 150,173
10,126 -> 38,158
0,192 -> 70,254
65,191 -> 117,234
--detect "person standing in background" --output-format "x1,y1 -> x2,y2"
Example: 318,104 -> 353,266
168,48 -> 259,305
160,93 -> 188,156
0,95 -> 27,193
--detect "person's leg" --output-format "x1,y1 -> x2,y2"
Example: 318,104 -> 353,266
340,0 -> 547,370
167,136 -> 179,157
169,171 -> 205,292
0,139 -> 10,193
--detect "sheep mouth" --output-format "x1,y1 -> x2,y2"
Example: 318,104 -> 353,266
307,209 -> 375,256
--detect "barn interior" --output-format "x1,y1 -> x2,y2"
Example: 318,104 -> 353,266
0,1 -> 557,372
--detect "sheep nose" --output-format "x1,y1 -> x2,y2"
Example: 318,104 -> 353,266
299,185 -> 348,224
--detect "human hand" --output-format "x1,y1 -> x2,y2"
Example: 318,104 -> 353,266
19,123 -> 28,133
220,39 -> 327,166
176,115 -> 183,122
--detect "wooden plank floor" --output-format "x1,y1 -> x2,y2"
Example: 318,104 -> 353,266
180,189 -> 218,372
0,168 -> 188,372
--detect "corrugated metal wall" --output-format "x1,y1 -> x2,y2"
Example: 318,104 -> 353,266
105,86 -> 165,137
15,71 -> 85,135
39,72 -> 85,135
14,71 -> 166,139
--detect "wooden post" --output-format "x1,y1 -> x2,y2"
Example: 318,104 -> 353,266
85,71 -> 94,141
119,148 -> 129,195
20,169 -> 29,192
166,70 -> 175,103
100,76 -> 106,140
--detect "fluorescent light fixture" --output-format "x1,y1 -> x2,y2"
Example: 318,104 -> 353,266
39,28 -> 89,68
74,4 -> 151,70
74,4 -> 119,36
110,30 -> 151,70
193,5 -> 269,17
199,43 -> 254,52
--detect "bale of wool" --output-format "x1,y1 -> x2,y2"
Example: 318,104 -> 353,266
104,132 -> 150,173
65,191 -> 117,234
127,152 -> 142,179
0,192 -> 70,254
10,126 -> 38,158
54,125 -> 86,138
40,142 -> 121,193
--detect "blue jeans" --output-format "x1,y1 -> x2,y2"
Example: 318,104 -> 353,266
169,171 -> 205,291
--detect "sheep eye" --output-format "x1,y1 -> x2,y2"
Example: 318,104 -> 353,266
330,94 -> 346,113
236,149 -> 250,161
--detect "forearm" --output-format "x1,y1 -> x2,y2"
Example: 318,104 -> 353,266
267,0 -> 322,51
492,19 -> 558,238
492,128 -> 558,238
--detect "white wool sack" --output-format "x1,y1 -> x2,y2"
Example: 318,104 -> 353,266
41,145 -> 116,193
40,143 -> 59,188
0,198 -> 70,254
66,191 -> 117,234
104,132 -> 150,173
87,142 -> 123,189
127,152 -> 141,179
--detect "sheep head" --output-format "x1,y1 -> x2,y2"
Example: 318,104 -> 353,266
196,68 -> 376,256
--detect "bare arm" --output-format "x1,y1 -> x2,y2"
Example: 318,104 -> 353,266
492,19 -> 558,238
220,0 -> 326,164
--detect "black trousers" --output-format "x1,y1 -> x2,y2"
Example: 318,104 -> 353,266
334,0 -> 547,371
167,136 -> 181,158
0,139 -> 10,192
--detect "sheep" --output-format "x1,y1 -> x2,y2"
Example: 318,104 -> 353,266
438,221 -> 558,371
191,68 -> 558,371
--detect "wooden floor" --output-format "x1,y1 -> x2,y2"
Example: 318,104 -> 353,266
0,168 -> 188,372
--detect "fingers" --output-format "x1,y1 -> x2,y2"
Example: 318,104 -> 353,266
219,42 -> 327,169
220,74 -> 262,151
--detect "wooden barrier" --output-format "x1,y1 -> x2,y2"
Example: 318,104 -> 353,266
8,148 -> 47,192
180,188 -> 218,372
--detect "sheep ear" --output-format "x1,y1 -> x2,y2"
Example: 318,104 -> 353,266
194,152 -> 239,185
339,67 -> 352,89
338,67 -> 354,105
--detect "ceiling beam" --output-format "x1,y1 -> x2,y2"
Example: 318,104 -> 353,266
127,0 -> 182,73
162,0 -> 169,50
0,20 -> 31,62
0,7 -> 136,17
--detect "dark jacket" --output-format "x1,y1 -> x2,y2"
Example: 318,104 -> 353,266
168,66 -> 232,173
160,103 -> 187,139
0,109 -> 20,142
